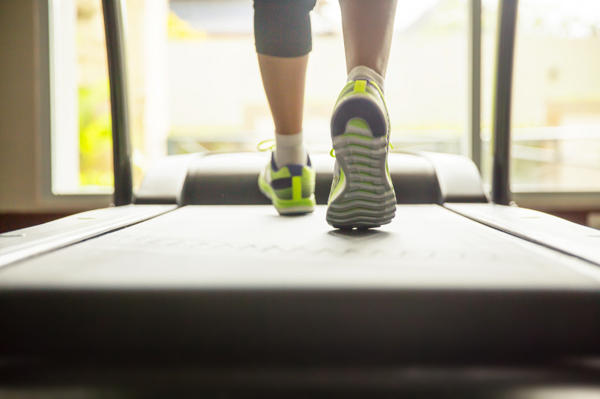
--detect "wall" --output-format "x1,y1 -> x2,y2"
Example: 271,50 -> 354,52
0,1 -> 40,212
0,0 -> 110,213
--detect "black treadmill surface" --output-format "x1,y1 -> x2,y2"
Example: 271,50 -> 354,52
1,205 -> 600,365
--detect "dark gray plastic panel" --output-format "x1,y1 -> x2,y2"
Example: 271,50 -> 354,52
179,152 -> 440,205
0,205 -> 175,268
446,203 -> 600,266
179,152 -> 442,205
138,151 -> 487,207
1,205 -> 599,364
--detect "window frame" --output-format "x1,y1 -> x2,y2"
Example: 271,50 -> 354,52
38,0 -> 112,210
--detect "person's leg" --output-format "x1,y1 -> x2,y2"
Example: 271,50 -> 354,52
339,0 -> 398,81
326,1 -> 398,229
254,0 -> 316,167
254,0 -> 317,215
257,55 -> 307,137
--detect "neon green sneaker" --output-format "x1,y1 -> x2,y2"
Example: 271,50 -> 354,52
326,79 -> 396,229
258,153 -> 316,215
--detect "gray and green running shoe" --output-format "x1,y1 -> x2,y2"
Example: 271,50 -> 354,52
259,154 -> 316,215
326,79 -> 396,229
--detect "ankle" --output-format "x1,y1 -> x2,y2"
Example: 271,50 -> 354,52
347,65 -> 385,94
274,131 -> 307,168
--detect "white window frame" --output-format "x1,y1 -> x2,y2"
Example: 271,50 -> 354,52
38,0 -> 112,210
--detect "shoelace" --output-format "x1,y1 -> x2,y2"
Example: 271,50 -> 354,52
257,139 -> 275,152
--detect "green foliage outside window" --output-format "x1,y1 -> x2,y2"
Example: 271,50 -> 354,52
78,80 -> 114,188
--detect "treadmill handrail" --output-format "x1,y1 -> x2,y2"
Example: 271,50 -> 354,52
491,0 -> 518,205
102,0 -> 133,206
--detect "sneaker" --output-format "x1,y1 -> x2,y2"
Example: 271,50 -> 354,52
258,153 -> 316,215
326,79 -> 396,229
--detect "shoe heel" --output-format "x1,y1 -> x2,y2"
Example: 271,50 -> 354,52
327,118 -> 396,229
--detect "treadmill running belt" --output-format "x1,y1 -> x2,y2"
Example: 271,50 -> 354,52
1,205 -> 600,364
2,205 -> 598,288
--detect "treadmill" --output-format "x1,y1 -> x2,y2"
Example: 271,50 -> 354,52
1,0 -> 600,397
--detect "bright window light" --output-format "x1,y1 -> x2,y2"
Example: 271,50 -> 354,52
481,0 -> 600,192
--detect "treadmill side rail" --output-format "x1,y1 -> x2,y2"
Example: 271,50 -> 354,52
446,203 -> 600,267
0,205 -> 175,268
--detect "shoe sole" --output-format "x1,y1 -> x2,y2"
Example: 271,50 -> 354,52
327,97 -> 396,229
258,177 -> 315,216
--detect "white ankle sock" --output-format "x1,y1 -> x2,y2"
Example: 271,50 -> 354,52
347,66 -> 385,94
274,131 -> 307,168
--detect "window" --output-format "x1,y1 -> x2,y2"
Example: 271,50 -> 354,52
49,0 -> 169,195
481,0 -> 600,192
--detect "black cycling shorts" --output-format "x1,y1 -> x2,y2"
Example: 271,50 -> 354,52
254,0 -> 317,57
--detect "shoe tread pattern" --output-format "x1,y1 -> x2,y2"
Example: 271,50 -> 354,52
326,126 -> 396,229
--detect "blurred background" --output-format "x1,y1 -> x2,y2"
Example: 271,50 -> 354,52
55,0 -> 600,197
3,0 -> 597,229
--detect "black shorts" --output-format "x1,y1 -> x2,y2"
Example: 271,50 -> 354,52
254,0 -> 317,57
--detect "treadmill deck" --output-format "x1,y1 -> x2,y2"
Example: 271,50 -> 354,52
1,205 -> 600,364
